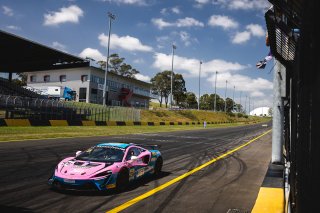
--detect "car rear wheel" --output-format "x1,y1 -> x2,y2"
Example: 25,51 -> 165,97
154,157 -> 163,177
116,170 -> 129,192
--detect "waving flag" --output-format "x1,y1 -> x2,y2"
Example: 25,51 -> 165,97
256,51 -> 273,69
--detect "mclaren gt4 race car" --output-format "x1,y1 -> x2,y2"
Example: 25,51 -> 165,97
48,142 -> 162,191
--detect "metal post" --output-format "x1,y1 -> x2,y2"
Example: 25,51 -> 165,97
103,12 -> 115,106
272,59 -> 284,164
248,97 -> 251,116
245,95 -> 247,114
170,44 -> 176,109
224,80 -> 228,113
198,61 -> 202,110
232,85 -> 235,112
239,91 -> 242,112
214,71 -> 218,112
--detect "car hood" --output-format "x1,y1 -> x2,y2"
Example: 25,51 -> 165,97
56,158 -> 114,178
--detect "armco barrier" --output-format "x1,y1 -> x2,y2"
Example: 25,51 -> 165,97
0,118 -> 234,127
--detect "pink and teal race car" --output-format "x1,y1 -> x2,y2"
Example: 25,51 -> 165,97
48,142 -> 162,191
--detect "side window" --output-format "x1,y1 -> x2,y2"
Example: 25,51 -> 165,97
125,147 -> 141,160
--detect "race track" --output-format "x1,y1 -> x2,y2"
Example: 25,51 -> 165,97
0,123 -> 272,213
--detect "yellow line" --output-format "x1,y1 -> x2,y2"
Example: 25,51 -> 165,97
106,129 -> 272,213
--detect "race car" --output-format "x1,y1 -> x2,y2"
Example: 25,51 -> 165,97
48,142 -> 162,191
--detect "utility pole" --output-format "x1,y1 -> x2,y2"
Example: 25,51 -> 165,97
214,71 -> 218,112
103,12 -> 115,106
224,80 -> 228,113
170,44 -> 176,109
198,61 -> 202,111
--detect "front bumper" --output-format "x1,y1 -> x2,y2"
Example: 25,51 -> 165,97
48,175 -> 116,191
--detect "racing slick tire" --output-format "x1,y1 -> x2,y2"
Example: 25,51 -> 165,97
154,157 -> 163,177
116,169 -> 129,192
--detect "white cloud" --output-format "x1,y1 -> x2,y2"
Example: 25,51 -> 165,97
152,52 -> 247,77
152,17 -> 204,29
176,17 -> 204,27
232,31 -> 251,44
6,25 -> 20,30
207,72 -> 272,101
231,24 -> 264,44
79,48 -> 106,61
208,15 -> 238,30
43,5 -> 83,26
151,18 -> 174,29
194,0 -> 270,11
98,33 -> 153,52
2,6 -> 13,16
135,73 -> 151,82
160,6 -> 181,15
133,58 -> 145,64
228,0 -> 270,10
246,24 -> 265,37
171,6 -> 181,14
102,0 -> 147,6
52,42 -> 67,51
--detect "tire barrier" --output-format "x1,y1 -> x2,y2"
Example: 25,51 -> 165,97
0,119 -> 234,127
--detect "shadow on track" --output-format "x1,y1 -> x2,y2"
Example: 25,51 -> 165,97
49,171 -> 171,197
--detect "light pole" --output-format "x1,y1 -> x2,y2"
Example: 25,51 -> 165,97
198,61 -> 202,110
245,95 -> 247,114
224,80 -> 228,113
170,44 -> 176,109
239,91 -> 242,112
103,12 -> 115,106
248,97 -> 251,116
232,85 -> 235,112
214,71 -> 218,112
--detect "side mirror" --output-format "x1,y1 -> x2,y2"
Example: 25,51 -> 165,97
130,156 -> 138,160
76,151 -> 82,157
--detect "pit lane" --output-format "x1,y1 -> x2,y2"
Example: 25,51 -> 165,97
0,123 -> 271,213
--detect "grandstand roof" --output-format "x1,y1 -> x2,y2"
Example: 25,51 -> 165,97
0,30 -> 89,73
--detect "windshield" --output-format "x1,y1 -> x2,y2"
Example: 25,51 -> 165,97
75,146 -> 125,162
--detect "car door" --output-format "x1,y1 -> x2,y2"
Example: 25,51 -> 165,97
125,147 -> 150,180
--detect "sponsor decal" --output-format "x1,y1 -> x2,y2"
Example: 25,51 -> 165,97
137,168 -> 145,177
63,179 -> 75,183
150,157 -> 157,162
129,169 -> 135,177
106,184 -> 116,189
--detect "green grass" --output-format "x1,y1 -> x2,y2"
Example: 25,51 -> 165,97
0,121 -> 266,142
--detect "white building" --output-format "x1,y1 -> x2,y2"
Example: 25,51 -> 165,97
25,66 -> 152,108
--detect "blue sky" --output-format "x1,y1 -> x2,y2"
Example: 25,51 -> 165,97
1,0 -> 273,108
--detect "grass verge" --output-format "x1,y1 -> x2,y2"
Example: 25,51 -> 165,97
0,121 -> 265,142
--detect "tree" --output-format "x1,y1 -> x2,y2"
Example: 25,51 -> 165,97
200,94 -> 213,110
173,73 -> 187,106
268,108 -> 273,117
12,72 -> 27,86
225,97 -> 234,112
151,71 -> 171,108
97,53 -> 139,78
184,92 -> 198,109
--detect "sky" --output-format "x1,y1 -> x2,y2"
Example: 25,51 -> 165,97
1,0 -> 273,109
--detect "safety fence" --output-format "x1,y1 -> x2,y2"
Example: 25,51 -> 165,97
0,95 -> 140,122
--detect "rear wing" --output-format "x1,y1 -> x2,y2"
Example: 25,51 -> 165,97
130,143 -> 161,150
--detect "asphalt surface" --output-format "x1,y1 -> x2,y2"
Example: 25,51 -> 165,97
0,122 -> 272,213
